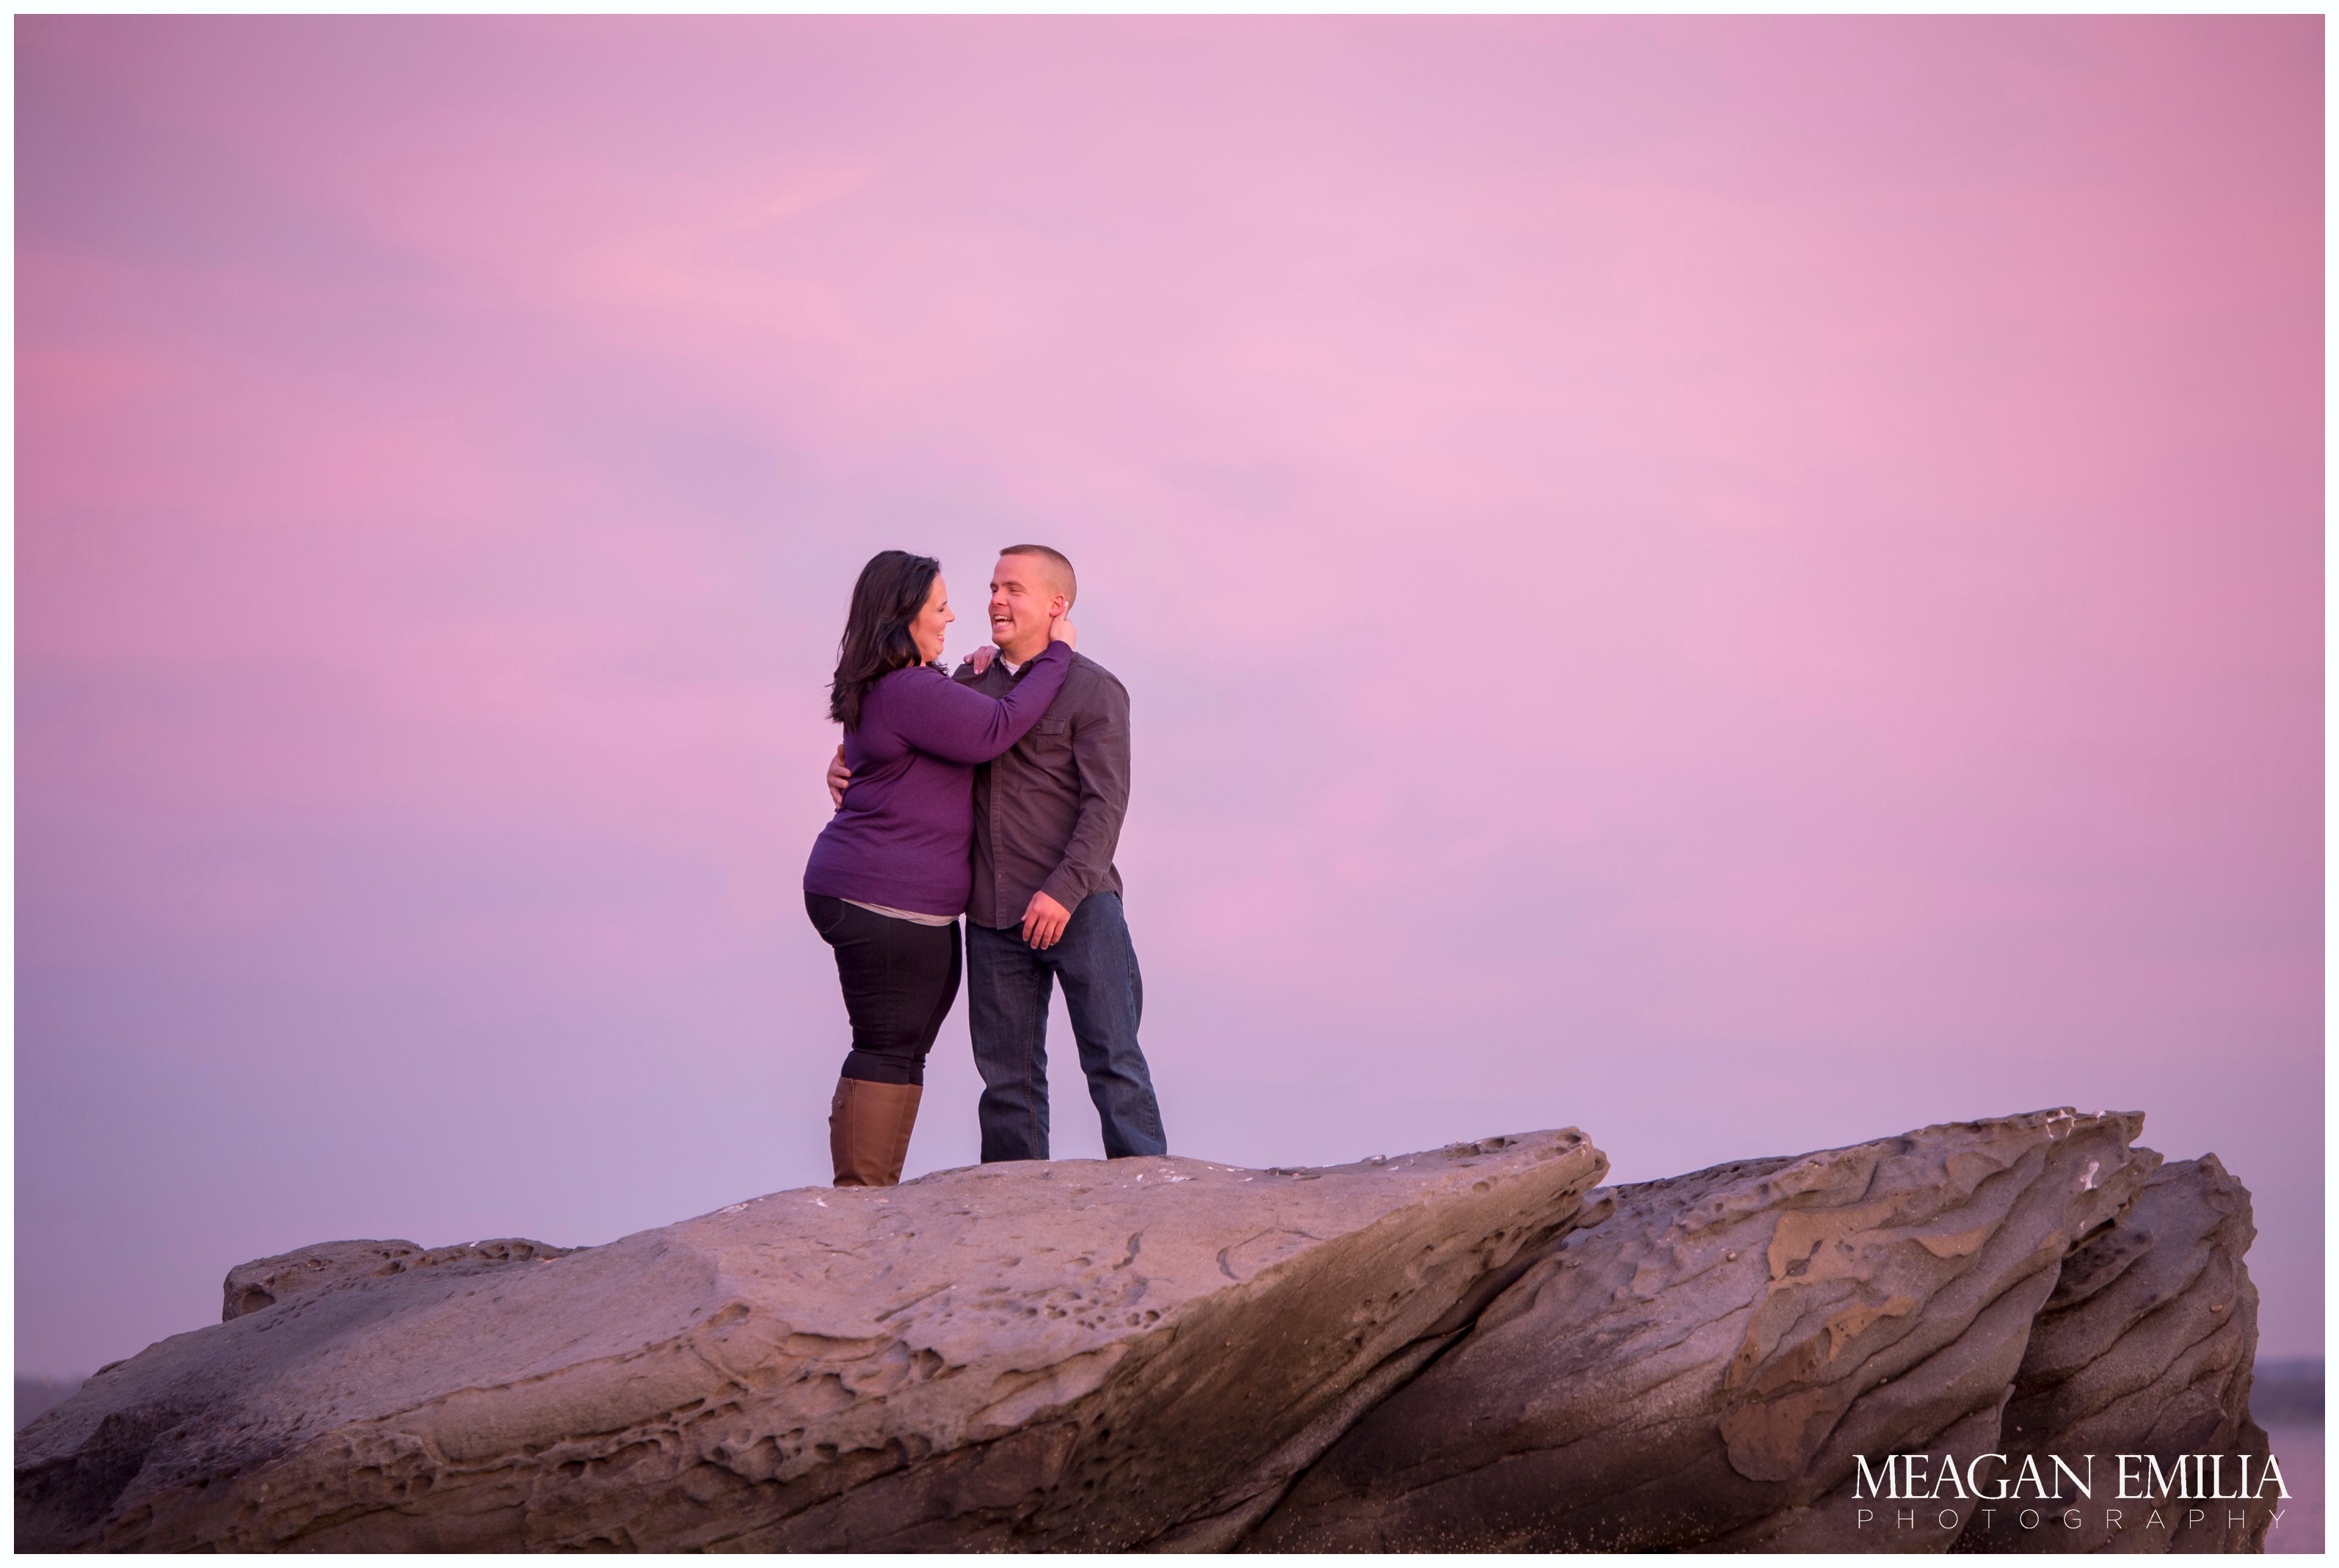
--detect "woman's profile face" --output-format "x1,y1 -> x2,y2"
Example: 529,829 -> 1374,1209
909,573 -> 954,664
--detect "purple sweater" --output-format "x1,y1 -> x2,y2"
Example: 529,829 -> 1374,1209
804,641 -> 1073,916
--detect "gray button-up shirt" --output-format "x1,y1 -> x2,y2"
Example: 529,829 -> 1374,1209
953,650 -> 1130,929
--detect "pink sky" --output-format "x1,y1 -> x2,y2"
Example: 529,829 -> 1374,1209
17,17 -> 2321,1376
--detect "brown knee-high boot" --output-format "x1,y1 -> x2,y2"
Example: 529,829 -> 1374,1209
829,1077 -> 923,1187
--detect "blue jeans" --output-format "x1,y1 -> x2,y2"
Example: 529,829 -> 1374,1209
964,891 -> 1167,1162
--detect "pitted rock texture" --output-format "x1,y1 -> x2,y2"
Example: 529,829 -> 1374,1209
220,1238 -> 575,1321
1957,1155 -> 2272,1554
23,1239 -> 586,1551
15,1131 -> 1604,1552
15,1112 -> 2273,1556
1247,1109 -> 2167,1553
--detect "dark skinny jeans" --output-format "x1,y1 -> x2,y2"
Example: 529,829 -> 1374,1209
804,893 -> 961,1086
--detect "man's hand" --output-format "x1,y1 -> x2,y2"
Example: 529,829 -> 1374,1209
1021,891 -> 1073,949
826,745 -> 851,809
966,644 -> 997,674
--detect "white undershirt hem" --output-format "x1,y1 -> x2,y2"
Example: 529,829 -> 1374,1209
843,900 -> 958,928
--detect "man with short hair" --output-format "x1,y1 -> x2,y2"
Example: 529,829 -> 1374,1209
829,545 -> 1167,1162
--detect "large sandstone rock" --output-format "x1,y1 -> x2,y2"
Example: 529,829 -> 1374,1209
1958,1155 -> 2273,1554
1247,1109 -> 2169,1552
17,1109 -> 2274,1556
15,1131 -> 1604,1552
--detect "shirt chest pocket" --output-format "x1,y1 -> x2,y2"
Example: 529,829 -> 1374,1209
1023,717 -> 1074,759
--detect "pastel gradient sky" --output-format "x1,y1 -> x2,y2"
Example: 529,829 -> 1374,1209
17,17 -> 2321,1376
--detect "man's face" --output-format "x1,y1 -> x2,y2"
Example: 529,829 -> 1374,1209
988,554 -> 1066,652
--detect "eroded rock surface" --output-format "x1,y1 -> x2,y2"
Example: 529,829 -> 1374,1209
1959,1155 -> 2272,1554
220,1238 -> 575,1321
17,1110 -> 2274,1556
1247,1109 -> 2166,1552
16,1131 -> 1604,1552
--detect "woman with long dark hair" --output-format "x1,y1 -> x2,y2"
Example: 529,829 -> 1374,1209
803,550 -> 1074,1186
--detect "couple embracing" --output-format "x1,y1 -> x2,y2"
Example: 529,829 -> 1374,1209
802,545 -> 1168,1187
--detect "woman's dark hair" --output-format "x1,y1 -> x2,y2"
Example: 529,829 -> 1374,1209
829,550 -> 942,730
